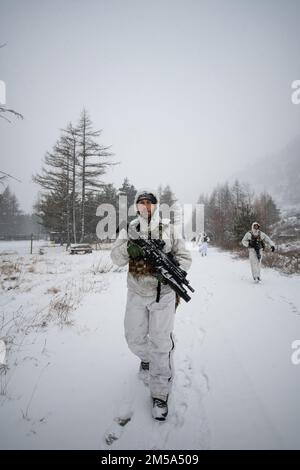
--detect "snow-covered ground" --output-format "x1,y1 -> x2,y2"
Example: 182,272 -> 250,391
0,240 -> 51,256
0,243 -> 299,450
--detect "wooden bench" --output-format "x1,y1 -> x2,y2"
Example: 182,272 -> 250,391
69,244 -> 93,255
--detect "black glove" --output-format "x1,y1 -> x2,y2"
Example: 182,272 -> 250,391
155,272 -> 168,285
127,241 -> 144,259
271,246 -> 275,253
248,240 -> 255,248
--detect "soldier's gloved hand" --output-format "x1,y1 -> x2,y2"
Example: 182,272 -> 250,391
248,240 -> 254,248
127,241 -> 144,259
271,246 -> 275,252
155,272 -> 168,285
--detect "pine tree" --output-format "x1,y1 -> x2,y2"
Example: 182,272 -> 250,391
33,137 -> 72,242
33,111 -> 117,243
158,185 -> 177,207
118,178 -> 137,229
254,192 -> 280,232
85,184 -> 119,240
196,180 -> 280,248
0,186 -> 22,236
76,109 -> 115,242
158,185 -> 178,223
232,203 -> 256,243
61,123 -> 80,243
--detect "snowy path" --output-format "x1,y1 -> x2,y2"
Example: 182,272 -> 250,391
188,247 -> 300,450
0,246 -> 299,449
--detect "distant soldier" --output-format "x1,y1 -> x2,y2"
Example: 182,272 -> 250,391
241,222 -> 275,282
199,232 -> 210,257
196,232 -> 210,256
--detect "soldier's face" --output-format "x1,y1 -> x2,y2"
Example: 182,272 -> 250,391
137,199 -> 156,218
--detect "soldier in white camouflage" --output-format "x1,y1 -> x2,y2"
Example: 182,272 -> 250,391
111,188 -> 192,421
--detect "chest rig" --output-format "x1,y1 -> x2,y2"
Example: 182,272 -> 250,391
249,230 -> 265,250
128,221 -> 180,309
128,222 -> 163,278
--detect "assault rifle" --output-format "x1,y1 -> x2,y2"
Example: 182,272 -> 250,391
249,236 -> 265,260
128,232 -> 194,302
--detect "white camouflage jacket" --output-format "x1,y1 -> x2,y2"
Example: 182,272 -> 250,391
110,188 -> 192,297
241,222 -> 275,249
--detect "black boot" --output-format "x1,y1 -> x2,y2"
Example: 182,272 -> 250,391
152,397 -> 168,421
138,361 -> 149,385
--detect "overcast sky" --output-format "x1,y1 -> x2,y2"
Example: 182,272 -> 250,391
1,0 -> 300,212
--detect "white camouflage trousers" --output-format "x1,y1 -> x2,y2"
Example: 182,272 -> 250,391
199,242 -> 208,256
249,248 -> 263,279
124,288 -> 176,401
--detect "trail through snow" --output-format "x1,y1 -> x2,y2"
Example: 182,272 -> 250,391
0,244 -> 299,449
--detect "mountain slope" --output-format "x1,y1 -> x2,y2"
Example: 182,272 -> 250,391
233,135 -> 300,209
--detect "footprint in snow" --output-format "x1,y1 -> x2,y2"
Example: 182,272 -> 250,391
195,369 -> 210,396
103,403 -> 134,446
171,401 -> 188,428
280,296 -> 300,315
197,327 -> 206,345
177,367 -> 192,389
183,355 -> 193,370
